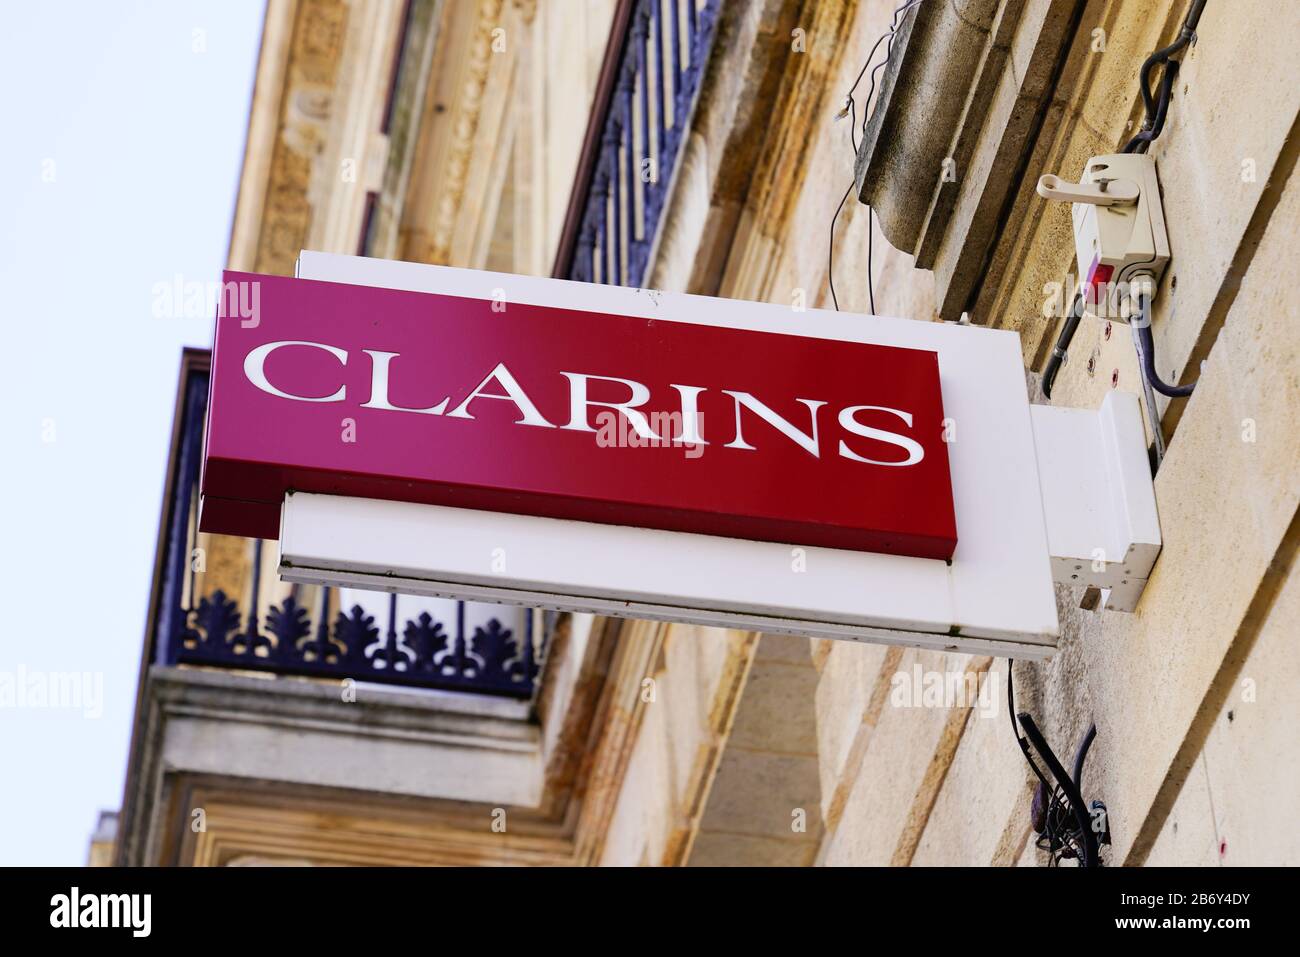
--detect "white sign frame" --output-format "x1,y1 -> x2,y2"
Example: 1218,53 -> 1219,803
276,251 -> 1062,658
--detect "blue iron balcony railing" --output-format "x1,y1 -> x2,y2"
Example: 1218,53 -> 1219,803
556,0 -> 722,287
152,353 -> 549,698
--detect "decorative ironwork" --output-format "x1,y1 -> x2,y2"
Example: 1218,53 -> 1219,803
172,593 -> 538,694
562,0 -> 722,287
153,359 -> 548,698
178,590 -> 241,652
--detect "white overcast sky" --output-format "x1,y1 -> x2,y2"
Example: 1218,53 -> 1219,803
0,1 -> 264,866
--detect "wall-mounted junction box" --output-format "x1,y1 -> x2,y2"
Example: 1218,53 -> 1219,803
1038,153 -> 1170,321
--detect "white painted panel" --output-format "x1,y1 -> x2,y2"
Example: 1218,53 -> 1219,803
280,493 -> 1054,659
1031,390 -> 1161,612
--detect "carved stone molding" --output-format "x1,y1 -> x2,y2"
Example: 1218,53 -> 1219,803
511,0 -> 537,25
426,0 -> 507,265
715,0 -> 858,302
853,0 -> 1086,323
250,0 -> 348,276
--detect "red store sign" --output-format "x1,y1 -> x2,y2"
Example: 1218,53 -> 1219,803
201,271 -> 957,560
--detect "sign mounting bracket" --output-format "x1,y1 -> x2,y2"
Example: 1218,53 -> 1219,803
1030,390 -> 1161,612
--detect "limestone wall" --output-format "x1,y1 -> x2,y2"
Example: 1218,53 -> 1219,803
809,0 -> 1300,868
628,0 -> 1298,866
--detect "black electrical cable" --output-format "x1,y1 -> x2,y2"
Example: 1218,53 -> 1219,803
1123,58 -> 1180,155
1122,1 -> 1203,399
1007,669 -> 1067,830
1008,665 -> 1071,868
828,0 -> 921,312
1123,0 -> 1206,154
1135,286 -> 1196,396
1071,723 -> 1097,790
1017,713 -> 1099,867
1041,292 -> 1085,399
1008,665 -> 1103,866
1009,668 -> 1046,785
844,0 -> 923,108
828,182 -> 854,312
828,95 -> 860,313
1043,0 -> 1206,394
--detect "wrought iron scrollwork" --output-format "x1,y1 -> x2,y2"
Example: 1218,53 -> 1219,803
171,593 -> 541,697
155,362 -> 547,699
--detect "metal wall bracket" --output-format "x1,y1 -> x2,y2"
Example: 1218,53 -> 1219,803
1031,390 -> 1161,612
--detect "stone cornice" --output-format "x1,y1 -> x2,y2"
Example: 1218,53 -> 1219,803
228,0 -> 349,278
429,0 -> 504,263
716,0 -> 859,302
398,0 -> 517,267
120,616 -> 684,865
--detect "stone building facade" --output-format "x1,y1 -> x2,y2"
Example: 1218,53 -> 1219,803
112,0 -> 1297,866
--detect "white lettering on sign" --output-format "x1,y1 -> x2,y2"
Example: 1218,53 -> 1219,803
244,340 -> 347,403
242,340 -> 926,466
